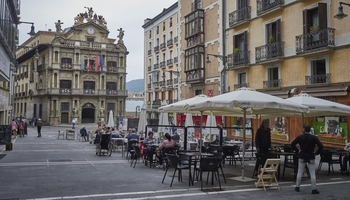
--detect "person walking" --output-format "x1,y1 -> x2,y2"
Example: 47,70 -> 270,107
36,118 -> 43,137
72,118 -> 76,129
18,122 -> 24,137
10,119 -> 17,138
31,116 -> 36,127
291,124 -> 323,194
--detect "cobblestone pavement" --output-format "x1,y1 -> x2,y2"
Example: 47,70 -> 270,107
0,124 -> 349,200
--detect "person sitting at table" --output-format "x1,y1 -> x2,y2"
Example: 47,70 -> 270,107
341,141 -> 350,172
253,119 -> 272,176
111,128 -> 120,138
171,130 -> 180,143
143,132 -> 158,166
155,133 -> 175,168
80,126 -> 88,141
127,129 -> 139,154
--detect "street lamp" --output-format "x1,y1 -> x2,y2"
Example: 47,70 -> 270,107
17,46 -> 40,60
135,105 -> 140,118
18,21 -> 36,37
334,2 -> 350,20
206,54 -> 228,94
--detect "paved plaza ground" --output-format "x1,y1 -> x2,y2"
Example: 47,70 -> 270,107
0,124 -> 349,200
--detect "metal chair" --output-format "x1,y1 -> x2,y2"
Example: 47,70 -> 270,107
57,130 -> 65,139
317,150 -> 341,175
162,153 -> 189,187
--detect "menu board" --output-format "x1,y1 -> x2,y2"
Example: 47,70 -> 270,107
0,125 -> 11,145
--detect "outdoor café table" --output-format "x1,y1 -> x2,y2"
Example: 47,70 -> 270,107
111,138 -> 127,155
178,151 -> 213,186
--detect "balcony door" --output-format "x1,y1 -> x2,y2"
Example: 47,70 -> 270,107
234,31 -> 248,64
267,67 -> 279,88
266,19 -> 281,58
84,81 -> 95,94
311,59 -> 326,84
303,3 -> 327,48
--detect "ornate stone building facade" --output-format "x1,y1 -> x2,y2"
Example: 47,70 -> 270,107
15,8 -> 128,125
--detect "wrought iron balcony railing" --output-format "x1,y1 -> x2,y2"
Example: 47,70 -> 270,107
83,89 -> 96,95
255,42 -> 284,62
305,74 -> 330,85
227,51 -> 250,67
160,43 -> 166,50
160,61 -> 166,69
154,46 -> 159,53
59,88 -> 72,95
229,6 -> 251,27
167,39 -> 173,47
60,63 -> 73,69
147,83 -> 151,89
167,59 -> 173,66
167,79 -> 173,86
257,0 -> 284,15
263,79 -> 281,89
234,83 -> 249,90
174,36 -> 178,44
148,66 -> 151,71
148,50 -> 152,55
174,57 -> 178,63
154,63 -> 159,70
296,28 -> 335,54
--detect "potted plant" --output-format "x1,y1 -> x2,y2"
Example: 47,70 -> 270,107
233,48 -> 241,54
309,24 -> 319,33
268,35 -> 274,44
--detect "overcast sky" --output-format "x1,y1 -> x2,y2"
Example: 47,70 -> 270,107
18,0 -> 177,81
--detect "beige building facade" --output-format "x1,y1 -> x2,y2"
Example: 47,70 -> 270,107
15,8 -> 128,125
143,2 -> 180,120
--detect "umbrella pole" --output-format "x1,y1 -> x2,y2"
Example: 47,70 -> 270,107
200,111 -> 203,154
302,113 -> 305,128
242,108 -> 247,180
253,114 -> 258,157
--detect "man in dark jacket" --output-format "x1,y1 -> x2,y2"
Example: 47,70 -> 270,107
291,124 -> 323,194
253,120 -> 272,176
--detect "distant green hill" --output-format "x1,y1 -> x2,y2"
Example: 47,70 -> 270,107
126,79 -> 144,92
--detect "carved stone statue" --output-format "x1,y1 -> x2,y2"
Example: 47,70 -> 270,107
98,15 -> 107,28
100,107 -> 105,116
74,13 -> 85,24
117,28 -> 125,43
72,107 -> 78,115
84,6 -> 94,21
55,20 -> 64,33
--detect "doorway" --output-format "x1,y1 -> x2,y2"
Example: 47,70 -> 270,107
81,103 -> 95,123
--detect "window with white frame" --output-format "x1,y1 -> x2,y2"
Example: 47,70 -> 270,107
307,56 -> 329,84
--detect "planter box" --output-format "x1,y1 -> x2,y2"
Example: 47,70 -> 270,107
318,136 -> 346,145
272,134 -> 287,140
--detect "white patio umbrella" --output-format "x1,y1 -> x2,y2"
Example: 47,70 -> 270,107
187,87 -> 309,180
158,101 -> 169,134
137,104 -> 147,133
286,93 -> 350,117
107,110 -> 114,128
205,113 -> 217,137
185,113 -> 194,135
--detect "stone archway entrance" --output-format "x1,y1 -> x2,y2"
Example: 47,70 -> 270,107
81,103 -> 95,123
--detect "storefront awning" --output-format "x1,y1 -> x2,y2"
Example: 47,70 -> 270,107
301,86 -> 349,97
259,90 -> 290,99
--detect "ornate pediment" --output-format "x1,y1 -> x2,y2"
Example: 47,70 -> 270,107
82,75 -> 97,80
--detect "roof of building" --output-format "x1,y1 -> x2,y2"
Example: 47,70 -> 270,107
142,2 -> 178,28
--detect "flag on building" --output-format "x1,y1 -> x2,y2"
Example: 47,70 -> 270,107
95,55 -> 99,72
80,54 -> 85,72
100,54 -> 104,74
86,53 -> 90,72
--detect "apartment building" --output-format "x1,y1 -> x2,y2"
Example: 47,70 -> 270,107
15,8 -> 128,125
143,2 -> 180,123
0,0 -> 20,124
226,0 -> 350,147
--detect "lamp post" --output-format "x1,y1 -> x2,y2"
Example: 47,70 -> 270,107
18,21 -> 36,37
334,2 -> 350,20
135,105 -> 140,118
206,54 -> 228,94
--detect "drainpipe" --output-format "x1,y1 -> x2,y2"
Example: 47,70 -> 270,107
221,0 -> 227,127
